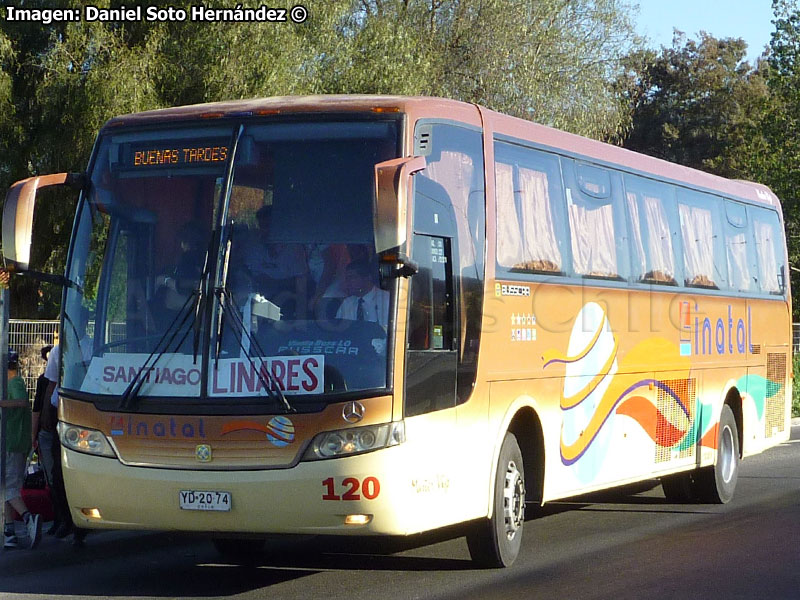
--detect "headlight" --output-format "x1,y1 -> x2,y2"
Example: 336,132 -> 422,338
303,421 -> 405,461
58,422 -> 117,458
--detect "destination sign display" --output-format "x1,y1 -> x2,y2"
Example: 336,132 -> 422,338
122,140 -> 229,169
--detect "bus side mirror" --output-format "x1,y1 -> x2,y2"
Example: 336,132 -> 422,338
373,156 -> 426,275
2,172 -> 84,271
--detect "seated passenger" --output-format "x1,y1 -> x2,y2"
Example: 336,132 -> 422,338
335,259 -> 389,331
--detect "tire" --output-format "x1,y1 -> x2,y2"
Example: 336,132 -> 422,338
695,404 -> 739,504
212,538 -> 266,561
660,471 -> 698,502
466,432 -> 525,568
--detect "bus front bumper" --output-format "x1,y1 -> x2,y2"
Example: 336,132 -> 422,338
62,446 -> 419,536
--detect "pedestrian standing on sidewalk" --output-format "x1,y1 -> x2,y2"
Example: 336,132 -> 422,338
43,344 -> 88,547
31,344 -> 57,534
2,351 -> 42,549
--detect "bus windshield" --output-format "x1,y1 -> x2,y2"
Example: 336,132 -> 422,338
62,119 -> 400,409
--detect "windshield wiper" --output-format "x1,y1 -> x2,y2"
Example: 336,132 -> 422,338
118,227 -> 222,411
117,290 -> 197,410
211,222 -> 293,413
214,286 -> 294,413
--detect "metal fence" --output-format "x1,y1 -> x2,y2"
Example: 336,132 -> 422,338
7,319 -> 128,399
9,319 -> 60,400
795,323 -> 800,354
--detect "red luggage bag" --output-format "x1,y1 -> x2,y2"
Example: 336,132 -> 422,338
17,486 -> 55,522
11,456 -> 55,522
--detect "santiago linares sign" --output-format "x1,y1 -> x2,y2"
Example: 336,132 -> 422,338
4,4 -> 310,25
82,353 -> 325,397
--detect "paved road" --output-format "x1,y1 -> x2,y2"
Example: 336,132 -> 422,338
4,425 -> 800,600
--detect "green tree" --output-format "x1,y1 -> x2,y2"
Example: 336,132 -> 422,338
0,0 -> 641,316
317,0 -> 641,140
619,31 -> 770,178
747,0 -> 800,314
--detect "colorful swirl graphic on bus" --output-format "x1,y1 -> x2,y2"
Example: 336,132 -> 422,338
221,416 -> 296,447
542,302 -> 724,478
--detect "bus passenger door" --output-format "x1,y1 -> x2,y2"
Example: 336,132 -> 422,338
403,232 -> 460,528
406,234 -> 457,415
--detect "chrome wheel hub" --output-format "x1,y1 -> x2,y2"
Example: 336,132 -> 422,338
503,459 -> 525,540
720,424 -> 735,483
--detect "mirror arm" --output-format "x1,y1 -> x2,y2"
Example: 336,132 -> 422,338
65,172 -> 86,191
6,269 -> 83,294
379,251 -> 419,280
396,260 -> 419,278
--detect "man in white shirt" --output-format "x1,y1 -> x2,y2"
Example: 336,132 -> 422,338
44,344 -> 60,410
43,345 -> 86,545
336,259 -> 389,330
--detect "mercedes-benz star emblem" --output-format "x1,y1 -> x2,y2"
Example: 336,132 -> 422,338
342,401 -> 365,424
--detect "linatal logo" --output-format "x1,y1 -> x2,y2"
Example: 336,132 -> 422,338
109,416 -> 206,439
679,303 -> 754,357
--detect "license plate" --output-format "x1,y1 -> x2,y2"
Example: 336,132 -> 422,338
179,490 -> 231,511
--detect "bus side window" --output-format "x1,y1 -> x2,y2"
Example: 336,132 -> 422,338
677,191 -> 726,290
563,160 -> 626,280
749,206 -> 786,295
723,200 -> 756,293
494,141 -> 565,275
624,175 -> 678,286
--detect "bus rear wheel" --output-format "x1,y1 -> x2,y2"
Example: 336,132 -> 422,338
660,471 -> 698,502
466,432 -> 525,568
695,404 -> 739,504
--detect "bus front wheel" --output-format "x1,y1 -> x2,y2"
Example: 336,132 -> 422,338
466,432 -> 525,568
695,404 -> 739,504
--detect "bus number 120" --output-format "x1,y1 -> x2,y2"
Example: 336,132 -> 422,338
322,477 -> 381,501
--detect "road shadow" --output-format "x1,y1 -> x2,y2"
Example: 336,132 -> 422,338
0,527 -> 476,597
526,479 -> 718,518
0,479 -> 726,596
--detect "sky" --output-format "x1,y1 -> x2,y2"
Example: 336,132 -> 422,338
633,0 -> 776,62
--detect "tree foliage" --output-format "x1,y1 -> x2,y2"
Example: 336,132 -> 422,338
619,2 -> 800,316
750,0 -> 800,310
0,0 -> 640,317
619,31 -> 770,177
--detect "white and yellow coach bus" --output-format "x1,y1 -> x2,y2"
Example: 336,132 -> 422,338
2,96 -> 791,567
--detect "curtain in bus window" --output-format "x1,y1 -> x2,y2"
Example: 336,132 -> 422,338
643,195 -> 676,282
626,192 -> 647,277
754,219 -> 780,293
495,161 -> 524,267
567,190 -> 617,277
517,166 -> 562,272
725,231 -> 751,291
679,203 -> 716,288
